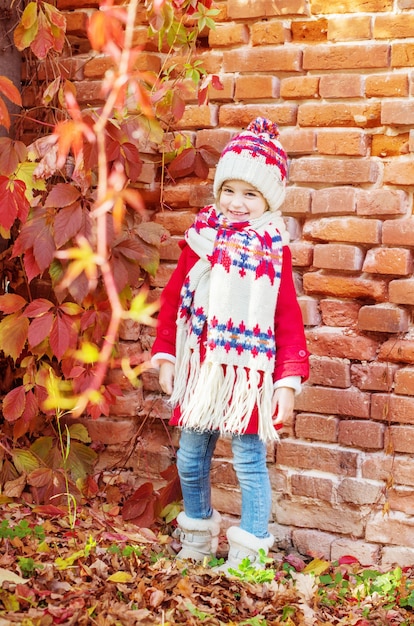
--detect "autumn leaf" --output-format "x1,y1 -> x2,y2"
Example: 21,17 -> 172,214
0,76 -> 22,108
0,293 -> 27,314
0,139 -> 27,177
0,177 -> 29,235
0,313 -> 29,361
2,386 -> 26,423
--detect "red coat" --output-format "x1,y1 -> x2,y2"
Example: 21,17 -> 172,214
152,241 -> 309,433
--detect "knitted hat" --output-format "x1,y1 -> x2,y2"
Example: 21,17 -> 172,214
213,117 -> 288,213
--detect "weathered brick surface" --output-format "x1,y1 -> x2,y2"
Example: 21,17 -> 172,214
52,0 -> 414,559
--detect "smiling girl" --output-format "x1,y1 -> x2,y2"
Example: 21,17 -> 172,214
151,118 -> 309,573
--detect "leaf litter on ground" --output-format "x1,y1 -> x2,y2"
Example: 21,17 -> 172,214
0,500 -> 414,625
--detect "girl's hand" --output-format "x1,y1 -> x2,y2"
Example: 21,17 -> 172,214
272,386 -> 295,429
158,360 -> 175,395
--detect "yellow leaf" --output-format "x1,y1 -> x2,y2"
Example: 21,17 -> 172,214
55,549 -> 85,570
303,558 -> 331,576
14,161 -> 46,201
11,449 -> 40,474
74,342 -> 99,364
36,541 -> 50,553
107,571 -> 133,583
67,423 -> 91,443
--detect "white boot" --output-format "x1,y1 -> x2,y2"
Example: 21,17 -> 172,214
215,526 -> 274,575
175,510 -> 222,561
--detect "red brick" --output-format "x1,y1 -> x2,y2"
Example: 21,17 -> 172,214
386,426 -> 414,454
303,216 -> 381,244
364,247 -> 413,275
298,296 -> 321,326
304,271 -> 387,301
361,452 -> 414,486
313,243 -> 364,271
111,389 -> 144,417
218,104 -> 297,127
382,100 -> 414,126
338,419 -> 384,449
291,19 -> 328,42
385,487 -> 414,514
374,13 -> 414,38
195,128 -> 233,154
394,368 -> 414,395
289,242 -> 314,266
73,80 -> 105,104
291,474 -> 334,500
208,23 -> 249,47
366,512 -> 414,549
383,218 -> 414,245
371,133 -> 410,157
303,43 -> 389,70
392,43 -> 414,67
311,0 -> 392,11
311,187 -> 356,215
159,236 -> 182,262
292,529 -> 336,560
223,47 -> 302,73
320,300 -> 360,327
205,76 -> 234,102
382,546 -> 414,570
291,159 -> 379,186
295,384 -> 371,417
319,74 -> 363,98
389,278 -> 414,305
227,0 -> 308,18
295,412 -> 339,442
306,327 -> 380,360
175,104 -> 219,129
281,130 -> 316,154
384,158 -> 414,185
316,130 -> 370,156
280,76 -> 320,99
308,355 -> 351,388
251,20 -> 290,46
275,496 -> 364,536
298,102 -> 381,128
64,10 -> 88,36
357,189 -> 408,216
337,478 -> 383,505
351,362 -> 398,392
328,15 -> 372,41
153,210 -> 195,235
379,338 -> 414,364
331,539 -> 381,567
276,439 -> 358,475
235,75 -> 279,100
284,187 -> 312,214
189,182 -> 215,208
365,74 -> 409,97
371,394 -> 414,424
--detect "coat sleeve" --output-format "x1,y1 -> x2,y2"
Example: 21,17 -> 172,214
151,242 -> 198,359
274,246 -> 310,383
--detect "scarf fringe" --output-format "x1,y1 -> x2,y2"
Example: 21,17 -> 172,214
172,356 -> 279,442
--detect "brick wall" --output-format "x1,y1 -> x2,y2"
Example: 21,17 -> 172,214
54,0 -> 414,568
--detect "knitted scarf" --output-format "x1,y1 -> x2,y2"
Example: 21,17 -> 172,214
170,205 -> 288,441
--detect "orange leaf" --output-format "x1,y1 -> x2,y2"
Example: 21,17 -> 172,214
0,77 -> 22,107
0,293 -> 27,314
0,313 -> 29,361
0,97 -> 11,131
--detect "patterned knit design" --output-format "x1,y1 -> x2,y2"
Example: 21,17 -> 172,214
171,206 -> 288,441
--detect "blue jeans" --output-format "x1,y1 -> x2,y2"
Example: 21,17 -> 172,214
176,429 -> 272,539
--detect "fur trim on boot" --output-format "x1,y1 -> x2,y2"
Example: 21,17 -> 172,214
175,510 -> 222,561
214,526 -> 274,575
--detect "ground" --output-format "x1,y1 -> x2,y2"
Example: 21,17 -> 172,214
0,499 -> 414,625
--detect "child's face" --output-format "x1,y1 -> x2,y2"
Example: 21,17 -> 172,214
218,180 -> 268,222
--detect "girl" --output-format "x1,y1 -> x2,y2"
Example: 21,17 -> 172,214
152,118 -> 309,572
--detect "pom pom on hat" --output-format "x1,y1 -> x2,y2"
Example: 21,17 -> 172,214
213,117 -> 288,213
